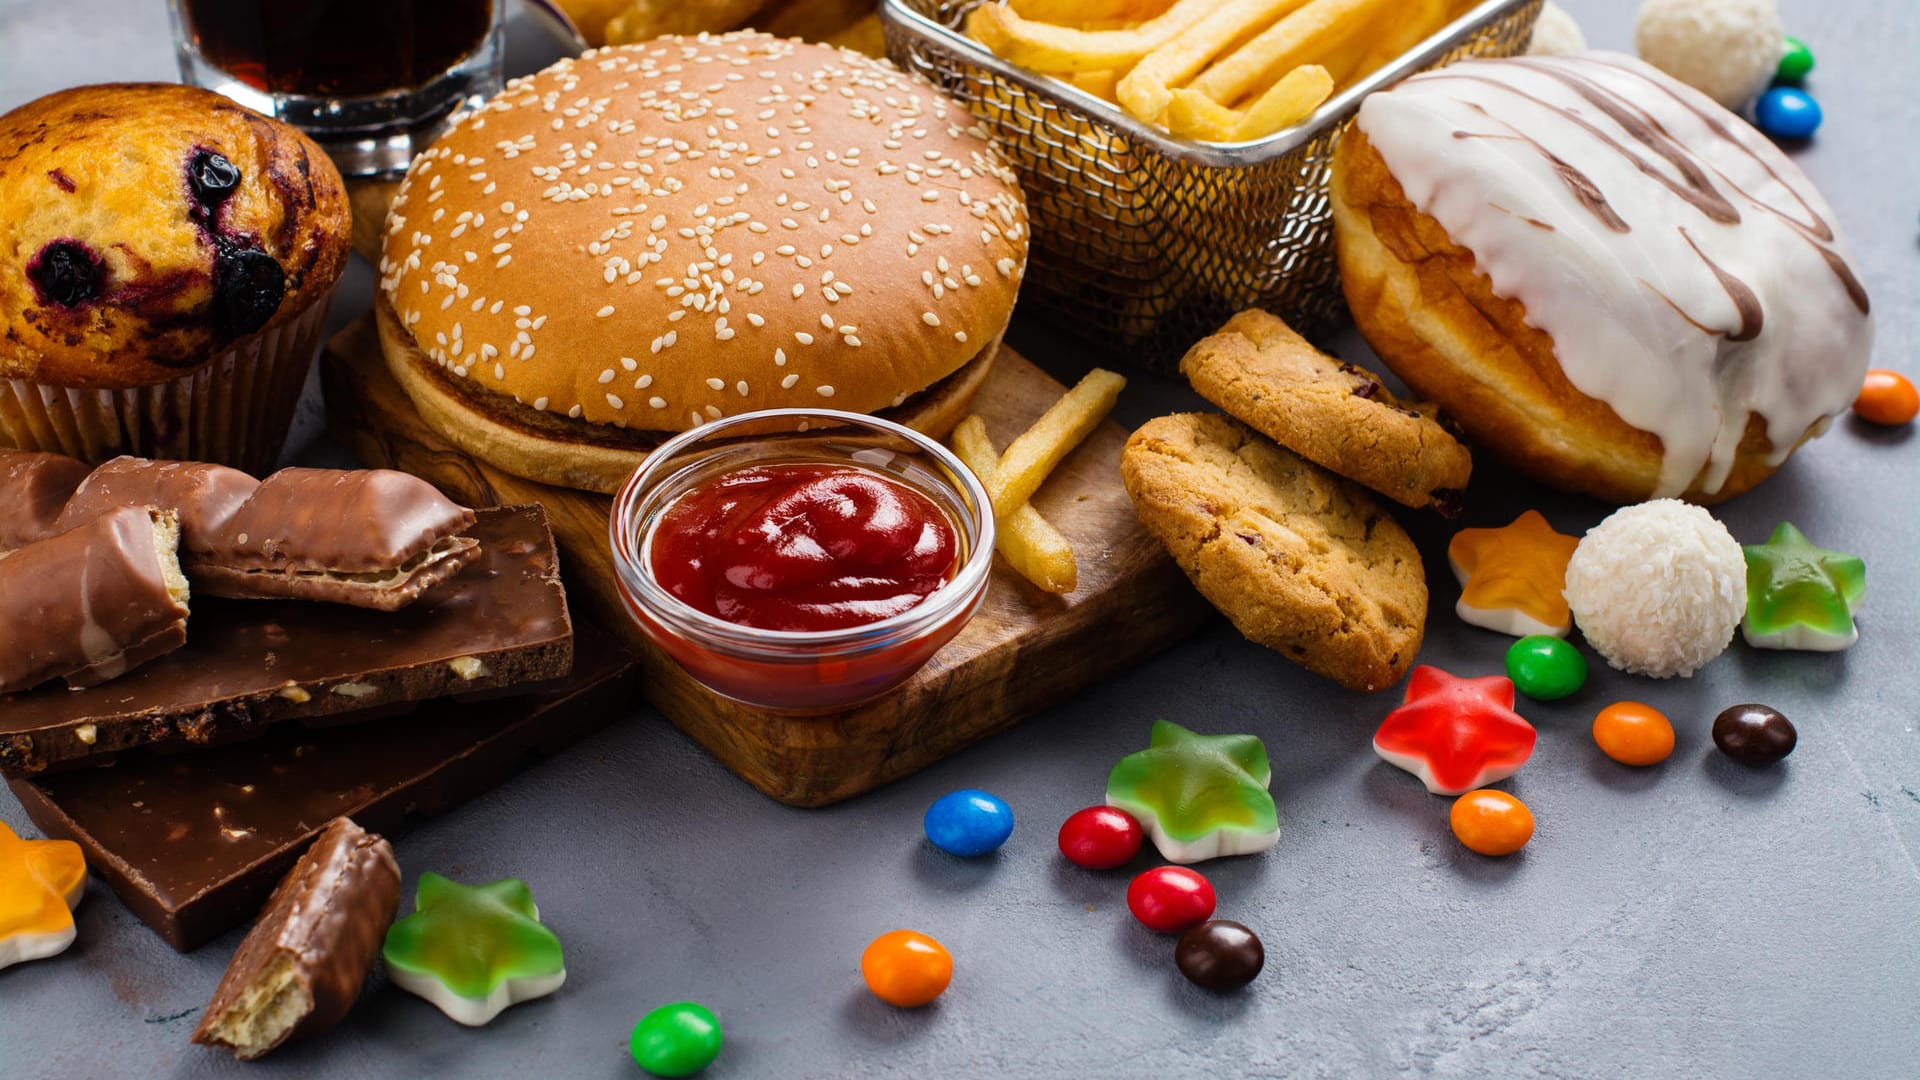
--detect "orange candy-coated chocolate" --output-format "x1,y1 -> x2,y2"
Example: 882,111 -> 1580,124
1448,511 -> 1581,637
1854,370 -> 1919,426
1592,701 -> 1676,766
1449,790 -> 1534,856
861,929 -> 953,1007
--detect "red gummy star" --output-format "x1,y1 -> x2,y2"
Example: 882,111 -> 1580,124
1373,666 -> 1537,795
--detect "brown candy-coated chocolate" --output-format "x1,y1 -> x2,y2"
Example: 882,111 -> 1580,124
0,504 -> 572,778
1175,920 -> 1265,991
0,449 -> 89,548
0,505 -> 190,692
192,817 -> 401,1060
2,450 -> 479,610
10,631 -> 637,950
1712,704 -> 1797,766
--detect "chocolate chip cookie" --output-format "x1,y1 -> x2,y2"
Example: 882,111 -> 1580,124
1179,309 -> 1471,513
1121,412 -> 1426,692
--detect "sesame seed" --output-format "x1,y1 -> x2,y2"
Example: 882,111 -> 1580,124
782,373 -> 799,389
533,396 -> 549,411
650,396 -> 667,409
796,332 -> 814,345
816,385 -> 836,397
955,331 -> 969,343
706,378 -> 726,390
598,369 -> 616,384
736,381 -> 749,396
922,312 -> 940,326
606,393 -> 625,409
596,305 -> 616,317
775,348 -> 787,365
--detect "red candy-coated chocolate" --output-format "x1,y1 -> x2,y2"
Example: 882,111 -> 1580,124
1373,666 -> 1537,796
1126,867 -> 1215,933
1057,806 -> 1143,869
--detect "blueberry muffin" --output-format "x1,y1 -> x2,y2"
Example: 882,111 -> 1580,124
0,83 -> 350,472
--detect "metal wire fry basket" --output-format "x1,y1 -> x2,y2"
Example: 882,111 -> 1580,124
881,0 -> 1541,367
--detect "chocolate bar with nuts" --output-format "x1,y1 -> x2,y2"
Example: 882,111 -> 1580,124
10,630 -> 636,950
3,450 -> 479,611
191,817 -> 401,1060
0,503 -> 572,778
0,505 -> 192,692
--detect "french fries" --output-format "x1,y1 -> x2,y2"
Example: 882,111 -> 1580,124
988,369 -> 1127,520
966,0 -> 1471,144
952,417 -> 1078,594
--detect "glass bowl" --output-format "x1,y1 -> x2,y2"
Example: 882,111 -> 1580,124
610,408 -> 995,714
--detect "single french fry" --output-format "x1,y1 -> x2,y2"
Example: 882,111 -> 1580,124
1068,68 -> 1123,103
1231,62 -> 1333,137
1008,0 -> 1172,24
1166,88 -> 1243,141
952,417 -> 1078,594
1188,0 -> 1387,105
964,0 -> 1220,75
990,369 -> 1127,520
1115,0 -> 1310,124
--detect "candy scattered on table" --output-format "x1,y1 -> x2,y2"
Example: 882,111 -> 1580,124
381,873 -> 567,1026
923,789 -> 1015,857
861,930 -> 953,1008
1057,806 -> 1144,870
1448,510 -> 1580,638
1633,0 -> 1785,110
1505,635 -> 1587,701
1373,667 -> 1537,796
1713,704 -> 1798,766
1775,35 -> 1813,83
1564,500 -> 1747,679
1175,920 -> 1265,991
1105,721 -> 1280,864
1449,790 -> 1535,857
1755,86 -> 1822,140
1741,523 -> 1866,652
1592,702 -> 1677,767
631,1002 -> 723,1078
1127,867 -> 1217,933
0,821 -> 85,971
1853,370 -> 1919,426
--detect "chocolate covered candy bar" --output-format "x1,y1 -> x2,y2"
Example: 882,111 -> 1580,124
0,450 -> 89,549
3,450 -> 479,611
192,817 -> 401,1060
0,505 -> 191,692
9,631 -> 637,950
0,504 -> 572,778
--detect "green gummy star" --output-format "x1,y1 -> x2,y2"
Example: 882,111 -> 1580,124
382,873 -> 566,1026
1741,522 -> 1866,652
1105,720 -> 1280,864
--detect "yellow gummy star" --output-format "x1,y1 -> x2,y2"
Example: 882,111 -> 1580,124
0,822 -> 86,970
1448,510 -> 1580,637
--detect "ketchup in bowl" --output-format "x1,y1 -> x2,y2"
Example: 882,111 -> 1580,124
610,409 -> 995,714
650,463 -> 960,633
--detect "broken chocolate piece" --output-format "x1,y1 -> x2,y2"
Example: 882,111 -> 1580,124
0,504 -> 572,777
3,451 -> 479,611
193,468 -> 479,611
192,817 -> 400,1060
0,450 -> 90,549
10,631 -> 636,950
0,506 -> 191,692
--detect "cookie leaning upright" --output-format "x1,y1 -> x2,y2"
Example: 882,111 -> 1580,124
0,84 -> 350,473
1179,309 -> 1471,512
1121,413 -> 1426,692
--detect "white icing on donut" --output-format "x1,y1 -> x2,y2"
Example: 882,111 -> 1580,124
1356,52 -> 1873,497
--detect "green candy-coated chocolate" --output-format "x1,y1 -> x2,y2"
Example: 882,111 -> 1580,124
1505,636 -> 1586,701
1776,36 -> 1814,84
631,1002 -> 724,1077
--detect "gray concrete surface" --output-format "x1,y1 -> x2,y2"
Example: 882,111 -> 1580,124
3,1 -> 1918,1077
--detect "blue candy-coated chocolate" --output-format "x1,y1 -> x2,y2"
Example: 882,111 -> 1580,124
1755,87 -> 1822,140
923,789 -> 1014,857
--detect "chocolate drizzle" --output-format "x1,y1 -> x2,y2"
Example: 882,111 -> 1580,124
1679,227 -> 1763,341
1452,111 -> 1628,233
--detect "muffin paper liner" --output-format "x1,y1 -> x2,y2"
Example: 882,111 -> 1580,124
0,290 -> 333,475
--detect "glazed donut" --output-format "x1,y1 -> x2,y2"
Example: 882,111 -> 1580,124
1330,52 -> 1873,504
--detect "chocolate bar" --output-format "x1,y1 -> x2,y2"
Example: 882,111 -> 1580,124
0,450 -> 89,549
2,450 -> 479,611
9,631 -> 637,950
0,504 -> 572,778
192,817 -> 401,1060
0,506 -> 191,692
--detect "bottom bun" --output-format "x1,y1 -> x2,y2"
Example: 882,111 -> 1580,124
375,298 -> 1000,494
1330,129 -> 1793,505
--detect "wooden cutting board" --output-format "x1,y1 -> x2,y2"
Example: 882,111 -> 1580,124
321,316 -> 1211,806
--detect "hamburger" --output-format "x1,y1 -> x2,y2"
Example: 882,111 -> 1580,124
377,32 -> 1029,494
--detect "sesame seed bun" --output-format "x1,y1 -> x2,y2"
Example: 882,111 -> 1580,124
377,32 -> 1028,493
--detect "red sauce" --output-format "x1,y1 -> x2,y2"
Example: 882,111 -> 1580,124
649,463 -> 960,633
